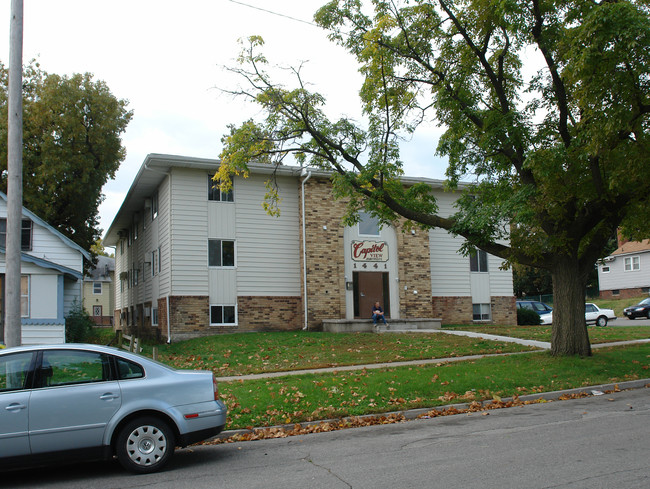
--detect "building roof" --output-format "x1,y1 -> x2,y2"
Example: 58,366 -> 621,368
104,153 -> 455,246
0,191 -> 91,261
85,255 -> 115,282
611,239 -> 650,256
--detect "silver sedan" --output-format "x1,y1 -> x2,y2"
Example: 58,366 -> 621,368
0,343 -> 227,473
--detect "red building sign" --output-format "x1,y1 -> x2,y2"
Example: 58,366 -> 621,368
351,240 -> 389,262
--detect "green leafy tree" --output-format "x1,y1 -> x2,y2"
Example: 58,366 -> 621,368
218,1 -> 650,356
0,61 -> 132,253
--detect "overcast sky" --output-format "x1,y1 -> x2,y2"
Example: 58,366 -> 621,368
1,0 -> 448,238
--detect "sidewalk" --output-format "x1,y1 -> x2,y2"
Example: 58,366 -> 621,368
216,329 -> 650,382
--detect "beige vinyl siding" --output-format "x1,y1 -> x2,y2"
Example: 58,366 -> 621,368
158,174 -> 172,297
169,168 -> 209,295
488,253 -> 514,296
236,173 -> 301,296
430,228 -> 471,296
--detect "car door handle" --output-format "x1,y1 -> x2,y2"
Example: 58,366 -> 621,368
5,402 -> 27,412
100,393 -> 120,401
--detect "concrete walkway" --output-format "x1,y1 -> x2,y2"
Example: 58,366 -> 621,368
216,329 -> 650,383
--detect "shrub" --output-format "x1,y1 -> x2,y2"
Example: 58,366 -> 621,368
65,301 -> 94,343
517,308 -> 541,326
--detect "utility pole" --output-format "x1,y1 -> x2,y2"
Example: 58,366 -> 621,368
5,0 -> 24,347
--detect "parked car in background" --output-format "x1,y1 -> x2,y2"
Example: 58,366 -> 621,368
516,300 -> 553,325
623,298 -> 650,320
584,303 -> 617,327
0,344 -> 227,473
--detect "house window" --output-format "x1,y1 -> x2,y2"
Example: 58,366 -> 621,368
208,239 -> 235,267
210,305 -> 236,325
470,250 -> 489,272
358,211 -> 381,236
120,239 -> 124,255
0,219 -> 33,251
151,191 -> 159,220
151,250 -> 159,277
152,308 -> 159,326
133,218 -> 139,241
208,175 -> 234,202
132,264 -> 139,286
624,256 -> 640,271
20,276 -> 29,317
473,303 -> 491,321
601,265 -> 610,273
93,282 -> 102,295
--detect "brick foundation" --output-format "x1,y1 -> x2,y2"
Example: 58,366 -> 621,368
491,296 -> 517,325
432,296 -> 473,324
600,288 -> 649,300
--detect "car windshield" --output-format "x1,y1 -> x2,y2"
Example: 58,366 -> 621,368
638,298 -> 650,306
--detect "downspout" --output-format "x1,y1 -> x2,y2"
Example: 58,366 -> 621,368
301,170 -> 312,330
166,295 -> 171,344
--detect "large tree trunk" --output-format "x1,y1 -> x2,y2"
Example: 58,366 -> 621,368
550,255 -> 592,356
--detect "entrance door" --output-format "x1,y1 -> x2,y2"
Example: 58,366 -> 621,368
353,272 -> 390,319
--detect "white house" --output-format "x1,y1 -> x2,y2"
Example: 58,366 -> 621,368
104,154 -> 515,341
598,239 -> 650,299
0,192 -> 90,345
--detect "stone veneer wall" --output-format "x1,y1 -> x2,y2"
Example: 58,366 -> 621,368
491,296 -> 516,325
238,296 -> 301,331
432,296 -> 473,324
155,295 -> 302,341
301,178 -> 348,329
396,225 -> 433,318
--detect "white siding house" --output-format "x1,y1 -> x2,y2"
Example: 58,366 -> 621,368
105,154 -> 515,341
0,192 -> 90,345
598,239 -> 650,299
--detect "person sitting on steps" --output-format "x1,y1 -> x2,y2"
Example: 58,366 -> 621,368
372,301 -> 388,327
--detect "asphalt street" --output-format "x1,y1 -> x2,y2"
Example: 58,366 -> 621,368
5,384 -> 649,489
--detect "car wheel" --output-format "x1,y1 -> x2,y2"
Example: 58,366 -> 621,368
116,417 -> 175,474
596,316 -> 608,327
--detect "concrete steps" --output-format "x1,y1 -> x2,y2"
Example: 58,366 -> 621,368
321,318 -> 442,333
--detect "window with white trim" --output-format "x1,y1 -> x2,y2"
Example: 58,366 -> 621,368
624,256 -> 640,271
151,191 -> 159,220
208,175 -> 234,202
0,219 -> 33,251
151,249 -> 159,277
152,308 -> 158,326
472,303 -> 491,321
358,211 -> 381,236
601,265 -> 610,273
93,282 -> 102,295
208,239 -> 235,267
210,305 -> 236,325
470,250 -> 489,272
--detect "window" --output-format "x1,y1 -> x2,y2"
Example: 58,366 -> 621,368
358,211 -> 381,236
210,305 -> 236,325
39,350 -> 110,387
208,175 -> 234,202
152,308 -> 159,326
0,219 -> 33,251
93,282 -> 102,295
208,239 -> 235,267
132,264 -> 139,286
20,276 -> 29,318
152,249 -> 159,277
115,357 -> 144,380
601,266 -> 610,273
624,256 -> 640,271
0,352 -> 34,392
120,239 -> 124,255
470,250 -> 489,272
132,218 -> 139,241
473,303 -> 491,321
151,191 -> 159,220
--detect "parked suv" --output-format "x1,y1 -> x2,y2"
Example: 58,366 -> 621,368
516,300 -> 553,325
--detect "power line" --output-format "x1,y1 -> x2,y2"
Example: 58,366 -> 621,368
226,0 -> 319,28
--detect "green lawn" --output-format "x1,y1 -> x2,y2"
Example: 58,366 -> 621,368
442,324 -> 650,344
220,344 -> 650,430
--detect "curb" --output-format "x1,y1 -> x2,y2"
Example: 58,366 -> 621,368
211,377 -> 650,442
